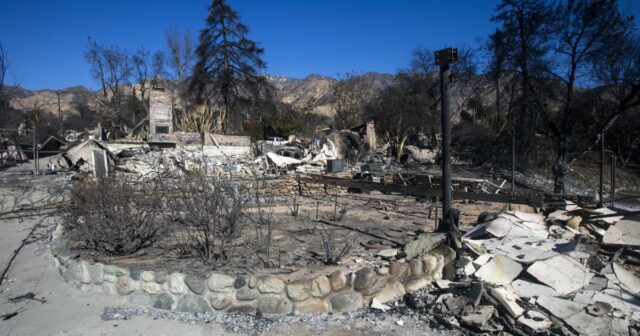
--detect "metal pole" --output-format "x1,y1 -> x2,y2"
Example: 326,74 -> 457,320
511,129 -> 516,192
435,48 -> 458,233
32,129 -> 37,173
35,127 -> 39,173
611,154 -> 616,208
439,63 -> 452,232
599,132 -> 604,207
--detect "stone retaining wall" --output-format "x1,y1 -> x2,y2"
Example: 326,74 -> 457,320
247,178 -> 347,198
50,226 -> 453,315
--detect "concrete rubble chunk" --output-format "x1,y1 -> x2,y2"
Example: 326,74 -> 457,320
512,211 -> 544,223
613,263 -> 640,298
585,301 -> 612,317
484,217 -> 513,238
472,254 -> 492,268
536,295 -> 586,320
526,255 -> 594,295
592,289 -> 640,313
517,310 -> 551,331
602,219 -> 640,247
592,207 -> 623,224
509,279 -> 559,298
490,287 -> 524,317
460,305 -> 494,328
474,255 -> 522,286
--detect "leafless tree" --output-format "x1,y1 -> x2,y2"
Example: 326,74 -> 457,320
332,72 -> 372,129
165,28 -> 195,114
132,47 -> 165,117
492,0 -> 640,192
0,43 -> 7,102
84,38 -> 132,127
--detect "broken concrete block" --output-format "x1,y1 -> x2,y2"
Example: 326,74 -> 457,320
536,295 -> 586,320
472,254 -> 492,268
613,263 -> 640,298
517,310 -> 551,331
460,305 -> 494,328
474,255 -> 522,286
602,219 -> 640,247
509,279 -> 558,298
485,217 -> 513,238
526,255 -> 594,295
490,287 -> 524,317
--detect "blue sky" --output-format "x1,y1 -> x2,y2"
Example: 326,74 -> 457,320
1,0 -> 638,90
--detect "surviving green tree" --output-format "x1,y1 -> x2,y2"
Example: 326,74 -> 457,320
190,0 -> 267,133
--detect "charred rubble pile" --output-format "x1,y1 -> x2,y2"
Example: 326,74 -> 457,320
387,205 -> 639,335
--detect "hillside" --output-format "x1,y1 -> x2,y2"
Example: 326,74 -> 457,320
6,71 -> 494,127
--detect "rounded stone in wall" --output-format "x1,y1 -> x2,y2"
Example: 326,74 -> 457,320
311,276 -> 331,298
155,272 -> 169,284
293,299 -> 331,314
129,269 -> 143,281
116,276 -> 140,295
257,295 -> 293,315
142,281 -> 161,294
129,291 -> 154,305
286,281 -> 311,302
153,292 -> 174,310
169,273 -> 186,294
184,274 -> 206,294
258,276 -> 285,294
207,273 -> 235,292
359,276 -> 387,296
409,259 -> 423,277
176,293 -> 213,314
140,271 -> 155,282
236,287 -> 259,301
329,270 -> 346,291
354,268 -> 375,290
90,263 -> 105,285
209,292 -> 233,310
329,292 -> 363,312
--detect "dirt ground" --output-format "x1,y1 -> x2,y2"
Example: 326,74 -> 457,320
66,191 -> 503,280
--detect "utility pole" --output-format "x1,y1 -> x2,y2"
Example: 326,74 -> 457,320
435,48 -> 458,234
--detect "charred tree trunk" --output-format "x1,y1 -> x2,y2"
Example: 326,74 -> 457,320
553,135 -> 568,193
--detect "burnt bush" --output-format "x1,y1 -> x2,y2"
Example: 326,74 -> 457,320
162,174 -> 248,266
63,176 -> 163,255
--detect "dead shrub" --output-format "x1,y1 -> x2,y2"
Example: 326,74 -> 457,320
163,174 -> 247,266
63,176 -> 163,255
325,197 -> 347,221
318,223 -> 351,265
